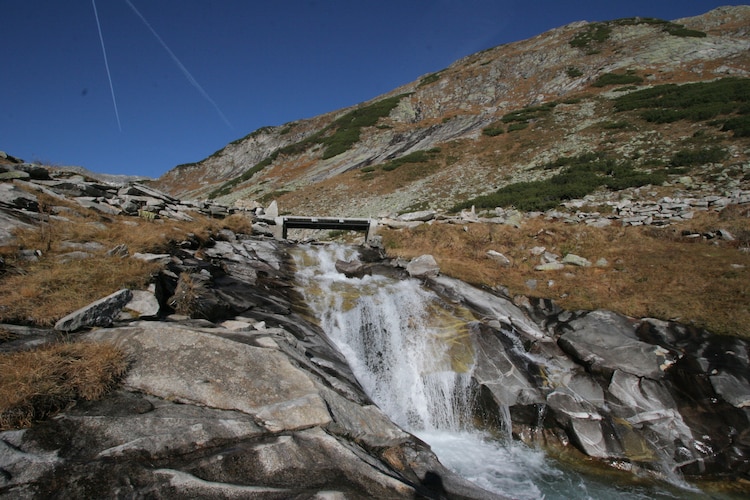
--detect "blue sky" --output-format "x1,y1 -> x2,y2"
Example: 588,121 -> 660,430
1,1 -> 744,178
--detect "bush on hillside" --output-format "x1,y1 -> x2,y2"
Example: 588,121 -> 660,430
592,71 -> 644,88
451,153 -> 667,212
613,78 -> 750,127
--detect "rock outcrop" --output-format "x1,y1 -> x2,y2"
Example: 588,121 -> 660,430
0,234 -> 496,499
423,274 -> 750,480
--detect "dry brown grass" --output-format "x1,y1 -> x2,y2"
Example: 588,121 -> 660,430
0,256 -> 159,326
381,209 -> 750,338
0,209 -> 251,326
0,341 -> 128,430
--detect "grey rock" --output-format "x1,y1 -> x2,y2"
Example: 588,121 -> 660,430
486,249 -> 511,267
710,371 -> 750,408
406,254 -> 439,278
398,210 -> 436,222
718,228 -> 736,241
56,250 -> 93,263
74,197 -> 122,215
264,200 -> 279,218
132,252 -> 171,264
534,262 -> 565,271
85,323 -> 332,432
107,243 -> 129,257
60,241 -> 105,252
562,253 -> 592,267
124,290 -> 161,318
0,183 -> 38,211
54,289 -> 133,332
14,163 -> 51,180
558,310 -> 675,379
335,258 -> 368,278
0,170 -> 30,180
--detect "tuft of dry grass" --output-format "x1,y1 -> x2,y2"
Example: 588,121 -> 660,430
0,341 -> 128,430
0,256 -> 160,326
0,328 -> 16,343
168,272 -> 208,317
381,208 -> 750,338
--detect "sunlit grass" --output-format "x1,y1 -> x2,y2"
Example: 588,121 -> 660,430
381,209 -> 750,338
0,341 -> 128,430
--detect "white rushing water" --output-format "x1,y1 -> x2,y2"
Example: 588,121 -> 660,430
291,244 -> 715,500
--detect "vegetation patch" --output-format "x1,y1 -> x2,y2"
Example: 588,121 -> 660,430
451,152 -> 667,212
566,67 -> 583,78
613,78 -> 750,130
507,122 -> 529,133
570,22 -> 612,50
482,124 -> 505,137
571,18 -> 705,52
418,71 -> 443,88
601,120 -> 632,130
209,94 -> 412,198
670,146 -> 728,167
319,94 -> 410,158
592,71 -> 644,88
0,341 -> 128,430
502,102 -> 557,124
380,149 -> 440,172
483,102 -> 557,136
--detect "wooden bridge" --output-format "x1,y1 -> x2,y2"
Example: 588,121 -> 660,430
274,216 -> 377,241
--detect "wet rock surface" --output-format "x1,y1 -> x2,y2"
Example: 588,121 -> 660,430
424,275 -> 750,481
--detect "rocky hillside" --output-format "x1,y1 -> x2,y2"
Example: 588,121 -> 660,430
154,6 -> 750,218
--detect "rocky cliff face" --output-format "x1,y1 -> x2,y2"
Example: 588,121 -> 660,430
154,6 -> 750,219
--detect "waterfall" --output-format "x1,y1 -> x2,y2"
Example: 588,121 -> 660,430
292,244 -> 712,500
293,243 -> 474,431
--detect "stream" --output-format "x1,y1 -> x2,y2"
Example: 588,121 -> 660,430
291,243 -> 727,499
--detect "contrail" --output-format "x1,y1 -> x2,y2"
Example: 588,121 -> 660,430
92,0 -> 122,131
124,0 -> 234,130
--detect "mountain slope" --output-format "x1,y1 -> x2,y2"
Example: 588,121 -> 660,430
154,6 -> 750,217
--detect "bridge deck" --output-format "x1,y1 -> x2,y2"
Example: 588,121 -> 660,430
275,216 -> 376,240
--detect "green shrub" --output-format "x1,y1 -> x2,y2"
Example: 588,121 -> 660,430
209,94 -> 412,197
502,102 -> 557,123
380,150 -> 437,172
507,122 -> 529,132
570,23 -> 612,48
482,124 -> 505,136
601,120 -> 631,130
592,71 -> 643,87
418,72 -> 443,87
566,67 -> 583,78
722,115 -> 750,137
613,78 -> 750,129
670,147 -> 728,167
320,94 -> 410,159
664,23 -> 706,38
451,153 -> 668,212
